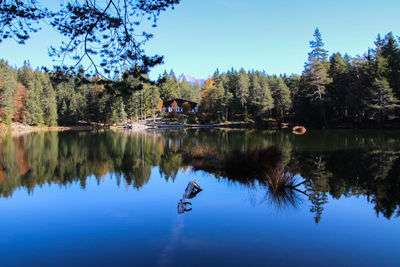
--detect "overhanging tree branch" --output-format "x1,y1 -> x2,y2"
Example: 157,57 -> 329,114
0,0 -> 180,75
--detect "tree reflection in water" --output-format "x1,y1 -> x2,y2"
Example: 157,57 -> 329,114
182,145 -> 307,210
1,129 -> 400,222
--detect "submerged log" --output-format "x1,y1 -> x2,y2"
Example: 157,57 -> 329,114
178,179 -> 202,214
183,179 -> 202,199
177,199 -> 192,214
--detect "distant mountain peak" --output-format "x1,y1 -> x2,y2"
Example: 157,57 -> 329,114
178,73 -> 205,86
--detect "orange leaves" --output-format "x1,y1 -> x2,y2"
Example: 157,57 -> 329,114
157,100 -> 163,112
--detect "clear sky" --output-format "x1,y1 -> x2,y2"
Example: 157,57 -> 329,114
1,0 -> 399,80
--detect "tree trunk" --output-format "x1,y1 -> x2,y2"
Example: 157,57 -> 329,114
319,101 -> 328,128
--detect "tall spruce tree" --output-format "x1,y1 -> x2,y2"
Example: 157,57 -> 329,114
368,35 -> 400,126
328,53 -> 350,120
381,33 -> 400,98
237,69 -> 250,119
303,28 -> 331,127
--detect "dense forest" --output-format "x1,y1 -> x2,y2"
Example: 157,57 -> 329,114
0,29 -> 399,128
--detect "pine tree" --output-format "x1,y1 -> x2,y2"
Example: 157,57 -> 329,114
368,78 -> 399,126
237,69 -> 250,119
158,71 -> 180,101
0,60 -> 18,122
147,85 -> 162,116
25,86 -> 44,125
248,71 -> 274,120
328,53 -> 350,120
179,80 -> 192,100
303,28 -> 331,127
17,61 -> 33,89
35,72 -> 58,126
219,73 -> 233,121
367,35 -> 400,126
381,33 -> 400,98
308,28 -> 329,62
54,78 -> 75,125
270,77 -> 292,121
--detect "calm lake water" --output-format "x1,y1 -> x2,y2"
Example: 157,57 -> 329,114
0,129 -> 399,266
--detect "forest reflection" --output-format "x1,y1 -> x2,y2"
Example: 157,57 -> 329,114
0,129 -> 400,222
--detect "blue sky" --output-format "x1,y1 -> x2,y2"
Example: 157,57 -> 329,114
1,0 -> 399,80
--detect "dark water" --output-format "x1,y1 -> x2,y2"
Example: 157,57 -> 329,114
0,129 -> 399,266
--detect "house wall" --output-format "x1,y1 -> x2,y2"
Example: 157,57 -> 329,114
162,99 -> 198,113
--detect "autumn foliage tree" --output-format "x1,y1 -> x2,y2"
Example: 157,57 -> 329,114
157,100 -> 163,112
169,100 -> 177,116
182,102 -> 191,114
200,76 -> 225,122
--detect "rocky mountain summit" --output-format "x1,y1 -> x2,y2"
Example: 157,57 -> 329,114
177,73 -> 205,86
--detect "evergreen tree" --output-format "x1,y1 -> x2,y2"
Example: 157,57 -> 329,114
237,69 -> 250,119
328,53 -> 350,120
179,80 -> 193,101
54,77 -> 76,125
248,72 -> 274,120
368,78 -> 399,126
308,28 -> 329,62
270,77 -> 292,121
381,33 -> 400,99
221,76 -> 233,122
35,72 -> 58,126
25,86 -> 44,125
17,61 -> 33,89
158,71 -> 180,101
302,28 -> 331,127
0,60 -> 17,121
147,85 -> 162,116
366,35 -> 400,126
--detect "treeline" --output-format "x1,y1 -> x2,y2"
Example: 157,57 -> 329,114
0,61 -> 204,126
0,29 -> 399,128
0,62 -> 159,126
199,29 -> 400,127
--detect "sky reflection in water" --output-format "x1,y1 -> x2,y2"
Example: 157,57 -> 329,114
0,129 -> 399,266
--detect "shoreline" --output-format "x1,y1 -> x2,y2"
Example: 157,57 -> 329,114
1,121 -> 400,135
0,124 -> 95,134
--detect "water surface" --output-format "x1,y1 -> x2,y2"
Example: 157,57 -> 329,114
0,129 -> 399,266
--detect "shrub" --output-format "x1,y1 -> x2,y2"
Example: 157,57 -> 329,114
182,102 -> 191,113
187,113 -> 198,124
2,110 -> 12,126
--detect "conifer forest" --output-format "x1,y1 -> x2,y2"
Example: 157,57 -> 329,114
1,29 -> 399,128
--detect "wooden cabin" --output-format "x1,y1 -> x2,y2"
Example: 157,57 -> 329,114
162,98 -> 199,113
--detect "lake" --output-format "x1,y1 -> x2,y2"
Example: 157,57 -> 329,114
0,129 -> 399,266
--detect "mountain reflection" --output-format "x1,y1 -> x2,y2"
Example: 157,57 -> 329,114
1,129 -> 400,221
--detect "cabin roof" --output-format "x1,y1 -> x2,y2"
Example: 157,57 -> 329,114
164,98 -> 198,105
